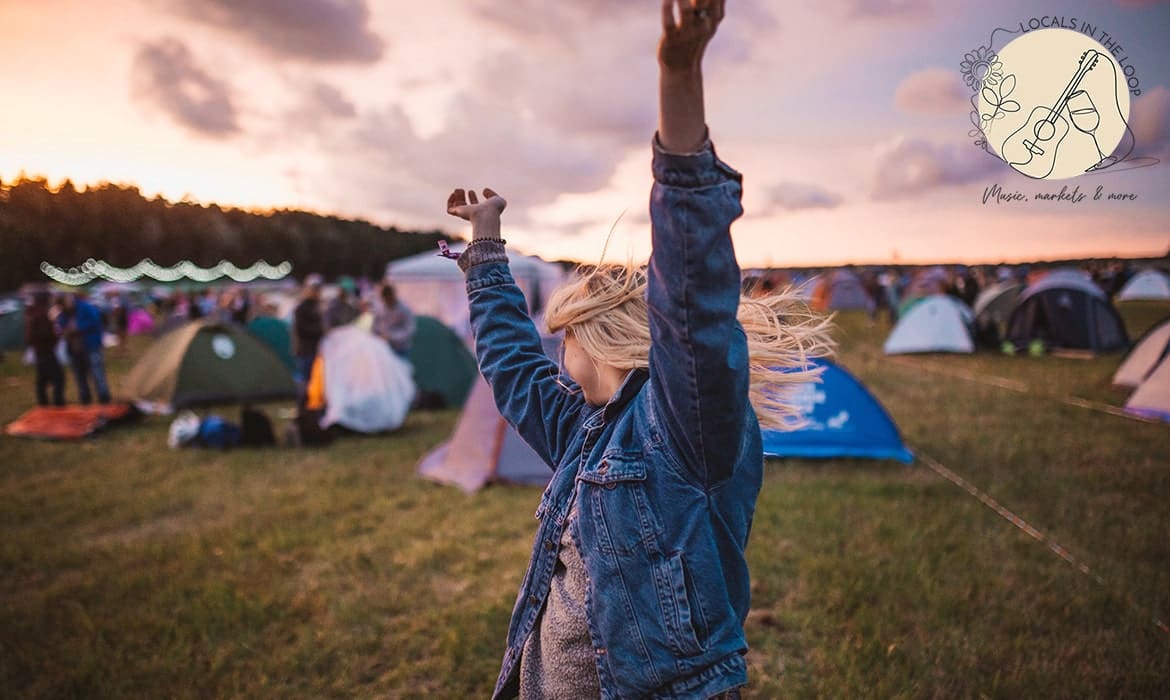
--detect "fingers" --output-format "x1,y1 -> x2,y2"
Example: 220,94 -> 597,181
446,188 -> 466,215
662,0 -> 676,31
468,190 -> 479,205
483,187 -> 498,199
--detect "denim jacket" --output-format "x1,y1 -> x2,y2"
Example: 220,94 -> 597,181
462,138 -> 761,699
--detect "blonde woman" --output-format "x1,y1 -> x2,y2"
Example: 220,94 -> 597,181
446,1 -> 833,697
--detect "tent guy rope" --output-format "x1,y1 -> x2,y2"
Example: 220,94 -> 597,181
914,449 -> 1169,635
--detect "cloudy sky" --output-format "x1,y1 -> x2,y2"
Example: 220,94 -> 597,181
1,0 -> 1168,268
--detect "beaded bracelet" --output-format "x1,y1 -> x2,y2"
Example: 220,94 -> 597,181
467,237 -> 506,247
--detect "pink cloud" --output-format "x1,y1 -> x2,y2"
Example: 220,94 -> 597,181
764,182 -> 843,211
830,0 -> 933,20
895,68 -> 970,115
1127,85 -> 1170,155
869,136 -> 998,199
131,38 -> 240,138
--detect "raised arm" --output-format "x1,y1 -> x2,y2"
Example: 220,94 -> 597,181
658,0 -> 723,153
648,0 -> 750,488
447,188 -> 586,468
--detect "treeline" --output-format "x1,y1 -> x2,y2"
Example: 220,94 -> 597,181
0,176 -> 454,292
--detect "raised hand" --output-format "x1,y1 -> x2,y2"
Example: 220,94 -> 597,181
658,0 -> 724,72
446,188 -> 507,240
657,0 -> 724,153
446,188 -> 506,220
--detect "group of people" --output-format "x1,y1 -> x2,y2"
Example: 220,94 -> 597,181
23,290 -> 112,407
291,274 -> 416,392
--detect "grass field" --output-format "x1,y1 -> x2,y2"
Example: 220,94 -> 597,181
2,302 -> 1168,698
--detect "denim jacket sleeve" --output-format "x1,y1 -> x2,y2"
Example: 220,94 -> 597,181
647,136 -> 748,488
462,256 -> 586,468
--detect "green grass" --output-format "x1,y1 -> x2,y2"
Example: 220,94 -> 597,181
1,302 -> 1168,698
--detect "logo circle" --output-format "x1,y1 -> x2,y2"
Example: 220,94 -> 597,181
211,334 -> 236,360
981,28 -> 1130,180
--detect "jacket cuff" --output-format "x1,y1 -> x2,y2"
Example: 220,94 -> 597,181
457,240 -> 508,273
651,131 -> 742,188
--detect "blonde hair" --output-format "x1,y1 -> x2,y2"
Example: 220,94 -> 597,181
545,264 -> 836,431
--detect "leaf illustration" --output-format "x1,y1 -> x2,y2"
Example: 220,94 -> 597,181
1000,100 -> 1021,113
1001,74 -> 1016,97
982,87 -> 999,106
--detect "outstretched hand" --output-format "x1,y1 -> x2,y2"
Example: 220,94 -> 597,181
658,0 -> 724,72
446,188 -> 507,241
446,188 -> 506,222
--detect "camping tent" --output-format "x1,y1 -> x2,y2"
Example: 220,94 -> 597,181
900,266 -> 951,310
1005,274 -> 1128,353
1125,335 -> 1170,422
1117,269 -> 1170,301
1113,317 -> 1170,389
972,281 -> 1024,347
883,295 -> 974,355
809,269 -> 871,311
418,375 -> 553,492
386,244 -> 566,339
762,359 -> 913,462
407,315 -> 478,409
0,297 -> 23,352
315,325 -> 415,433
973,281 -> 1024,326
247,316 -> 295,372
127,308 -> 155,336
417,335 -> 560,492
123,320 -> 297,413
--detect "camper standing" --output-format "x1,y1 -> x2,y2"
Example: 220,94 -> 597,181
58,292 -> 111,405
24,292 -> 65,406
445,2 -> 833,697
292,275 -> 325,390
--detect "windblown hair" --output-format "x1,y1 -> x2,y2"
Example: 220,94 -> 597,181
544,264 -> 836,431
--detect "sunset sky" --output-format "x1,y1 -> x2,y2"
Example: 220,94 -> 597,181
1,0 -> 1168,268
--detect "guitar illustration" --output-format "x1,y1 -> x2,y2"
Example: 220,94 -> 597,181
1001,49 -> 1101,179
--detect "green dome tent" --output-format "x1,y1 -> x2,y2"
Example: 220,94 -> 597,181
407,315 -> 478,409
123,320 -> 297,413
0,298 -> 24,353
247,316 -> 295,372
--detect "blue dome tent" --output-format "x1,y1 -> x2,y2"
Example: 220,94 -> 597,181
762,359 -> 913,463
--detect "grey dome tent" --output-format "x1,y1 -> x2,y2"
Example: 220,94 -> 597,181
972,281 -> 1024,347
883,295 -> 974,355
417,335 -> 560,492
812,269 -> 871,311
1117,269 -> 1170,301
1113,316 -> 1170,389
123,320 -> 297,413
1005,274 -> 1128,353
417,375 -> 552,492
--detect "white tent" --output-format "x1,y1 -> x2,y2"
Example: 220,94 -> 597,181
386,244 -> 566,340
883,294 -> 975,355
1113,318 -> 1170,389
1126,354 -> 1170,422
1118,269 -> 1170,301
317,325 -> 415,433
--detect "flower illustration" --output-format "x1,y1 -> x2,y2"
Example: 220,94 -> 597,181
961,46 -> 1004,89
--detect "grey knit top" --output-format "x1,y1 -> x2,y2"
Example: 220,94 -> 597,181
518,504 -> 601,699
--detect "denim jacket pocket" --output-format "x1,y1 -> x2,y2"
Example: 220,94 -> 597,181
577,454 -> 662,556
655,552 -> 709,658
